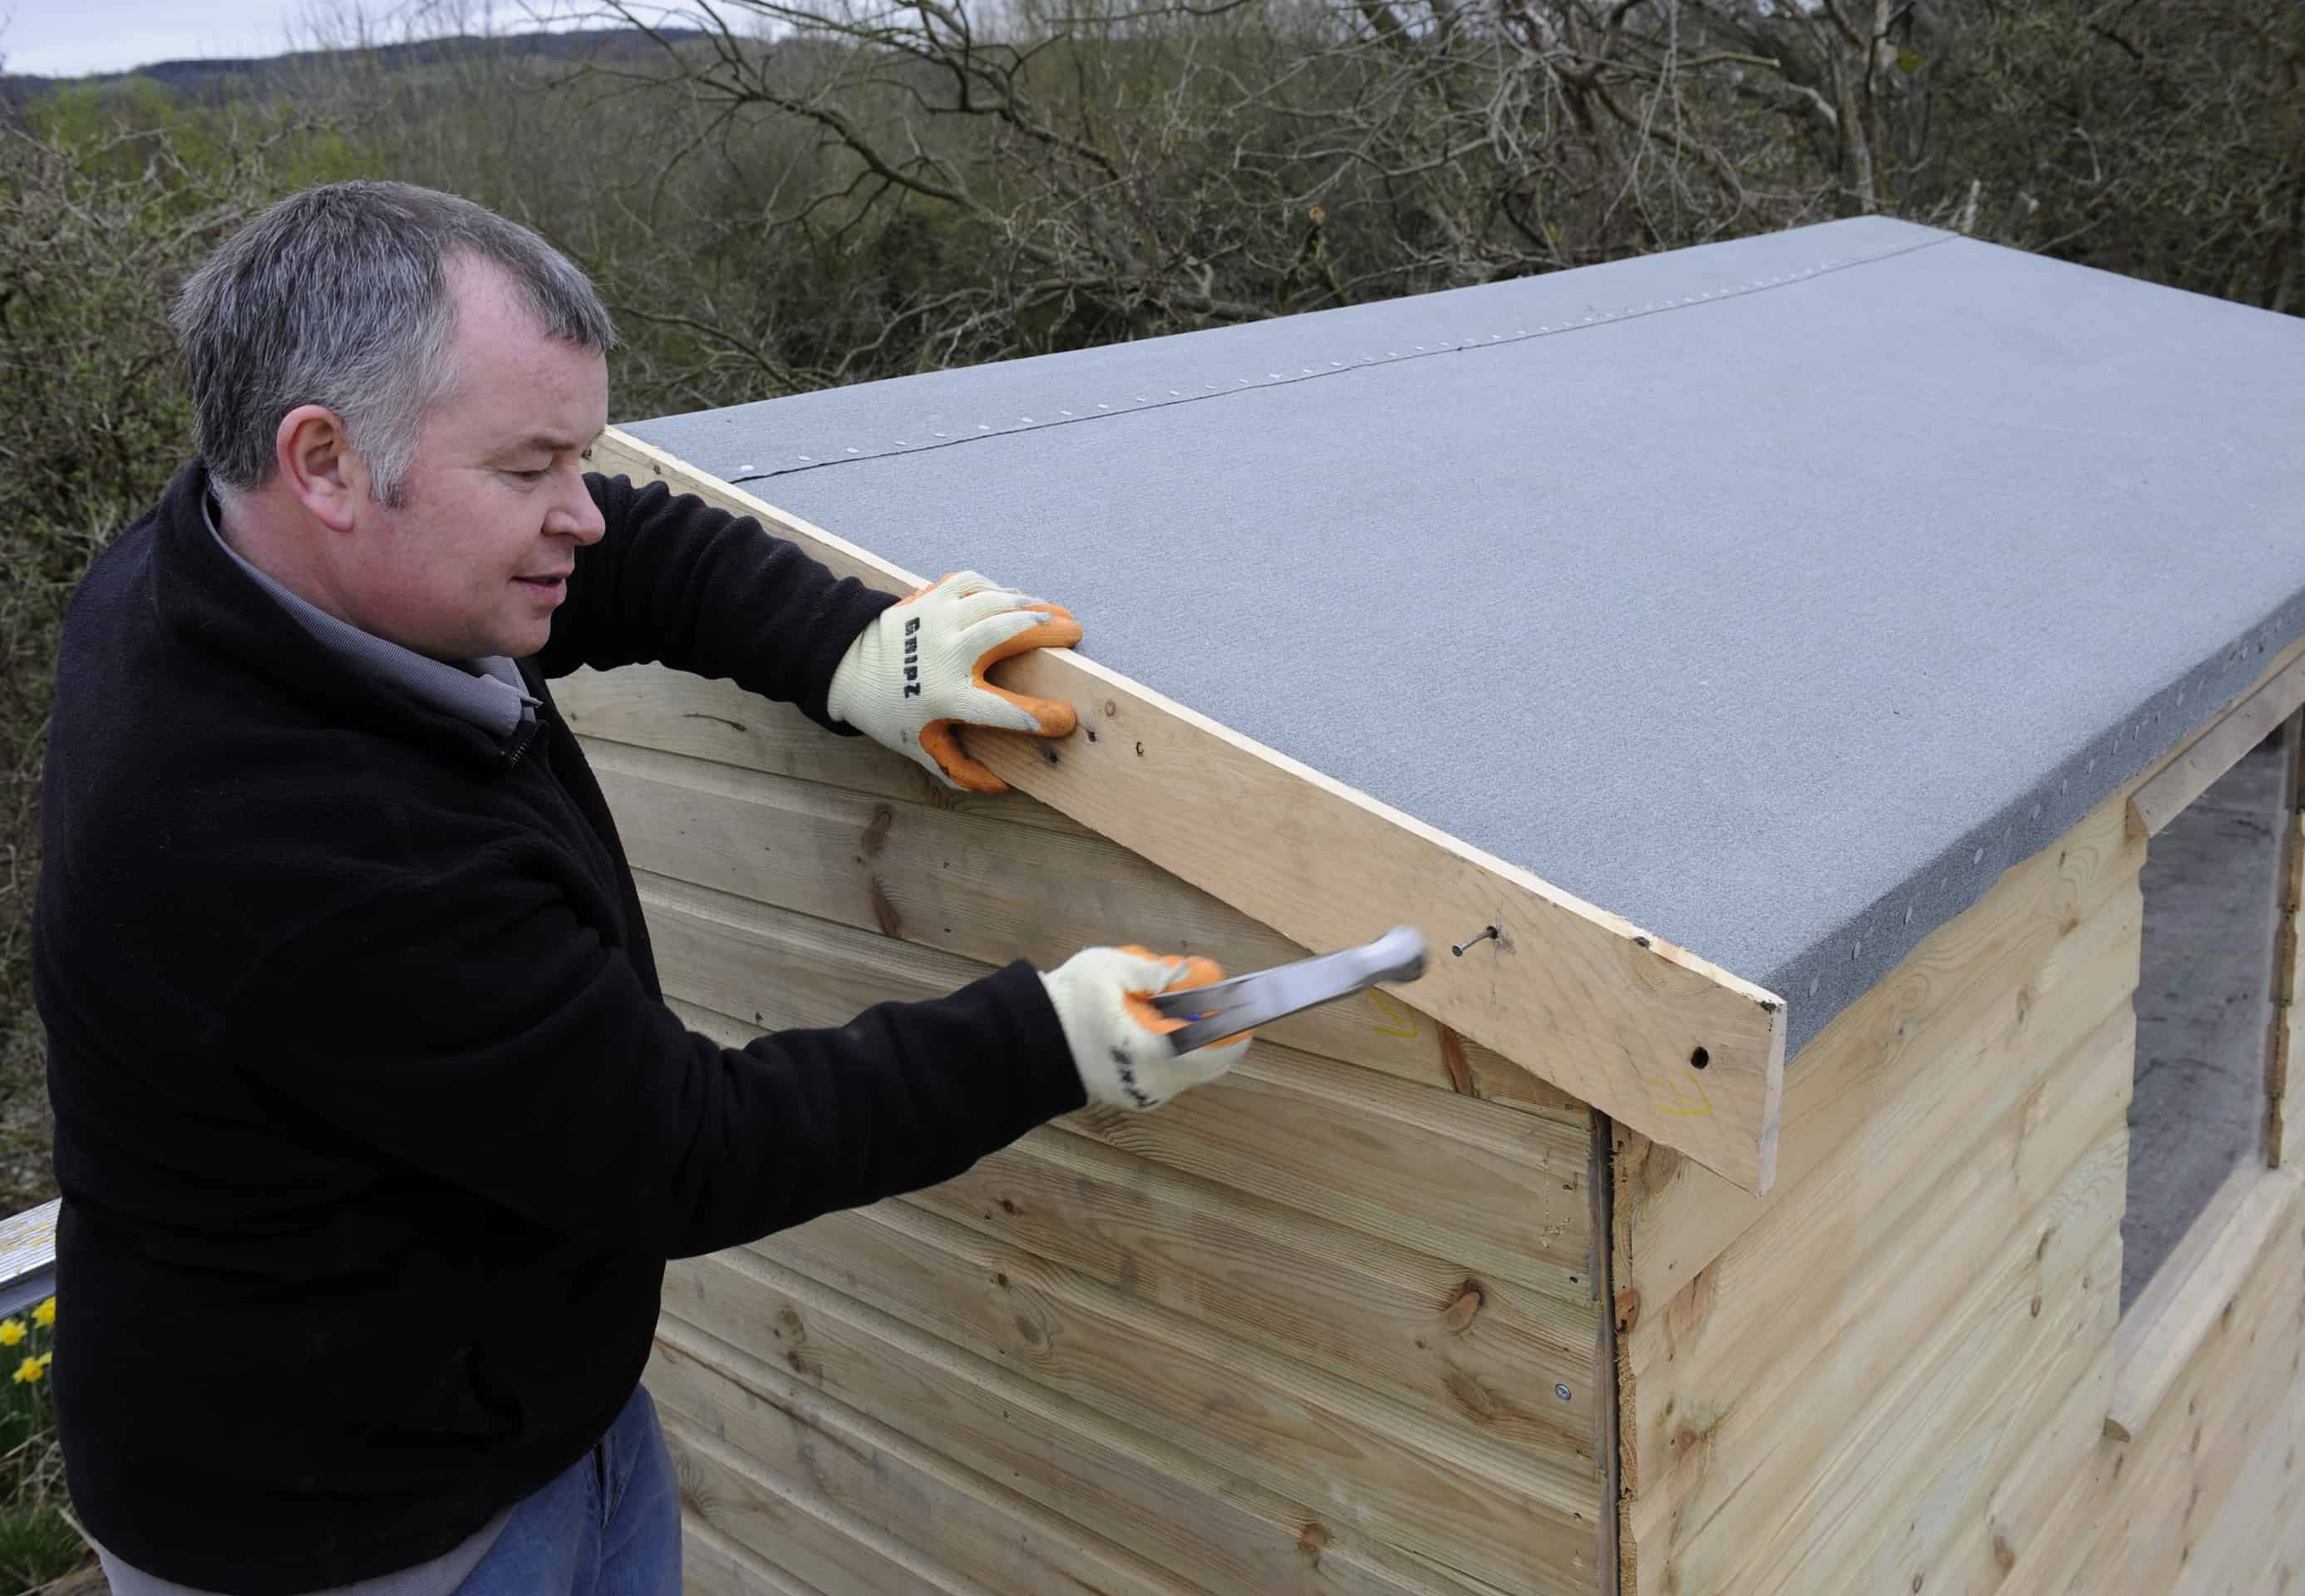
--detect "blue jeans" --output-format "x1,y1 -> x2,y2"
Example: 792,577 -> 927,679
456,1384 -> 681,1596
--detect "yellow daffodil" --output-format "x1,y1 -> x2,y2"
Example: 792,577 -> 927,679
0,1320 -> 23,1347
12,1355 -> 42,1384
32,1298 -> 52,1329
35,1352 -> 51,1371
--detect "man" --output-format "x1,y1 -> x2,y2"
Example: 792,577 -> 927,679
33,180 -> 1249,1595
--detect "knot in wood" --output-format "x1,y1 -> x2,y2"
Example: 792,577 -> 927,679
1614,1286 -> 1642,1333
1441,1280 -> 1486,1333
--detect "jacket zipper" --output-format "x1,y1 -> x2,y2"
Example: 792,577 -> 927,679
502,713 -> 544,773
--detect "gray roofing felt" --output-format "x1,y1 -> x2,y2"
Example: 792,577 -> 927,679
626,216 -> 2305,1059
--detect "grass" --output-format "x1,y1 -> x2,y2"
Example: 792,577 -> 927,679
0,1306 -> 87,1594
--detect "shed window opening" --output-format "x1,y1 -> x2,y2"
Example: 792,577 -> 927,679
2122,717 -> 2294,1312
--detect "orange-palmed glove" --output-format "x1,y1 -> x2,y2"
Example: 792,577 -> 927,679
825,571 -> 1081,792
1041,945 -> 1255,1111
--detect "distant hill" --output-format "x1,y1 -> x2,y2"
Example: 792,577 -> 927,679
0,27 -> 705,104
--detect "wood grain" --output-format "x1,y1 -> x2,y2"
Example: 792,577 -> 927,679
2170,1342 -> 2305,1595
1763,1226 -> 2122,1596
651,1323 -> 1198,1596
670,975 -> 1593,1304
1622,1000 -> 2135,1589
2036,1171 -> 2305,1595
665,1247 -> 1505,1596
1909,1300 -> 2116,1591
662,1416 -> 976,1594
2106,1161 -> 2298,1442
591,426 -> 1785,1194
619,788 -> 1581,1120
655,926 -> 1604,1456
559,659 -> 1097,837
2268,728 -> 2305,1168
753,1201 -> 1600,1595
1613,802 -> 2143,1333
682,1514 -> 822,1596
904,1124 -> 1603,1461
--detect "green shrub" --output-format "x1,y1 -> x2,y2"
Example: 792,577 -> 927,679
0,96 -> 318,1214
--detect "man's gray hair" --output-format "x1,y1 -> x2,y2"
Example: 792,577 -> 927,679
173,180 -> 616,506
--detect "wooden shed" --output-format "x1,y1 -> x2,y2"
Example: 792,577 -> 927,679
551,215 -> 2305,1594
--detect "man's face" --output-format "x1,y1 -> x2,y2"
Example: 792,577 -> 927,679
342,260 -> 610,662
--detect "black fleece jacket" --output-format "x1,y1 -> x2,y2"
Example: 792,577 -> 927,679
32,461 -> 1086,1592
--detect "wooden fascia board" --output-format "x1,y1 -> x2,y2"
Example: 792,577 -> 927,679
593,427 -> 1790,1195
2128,650 -> 2305,838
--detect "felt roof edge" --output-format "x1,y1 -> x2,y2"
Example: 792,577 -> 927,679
1764,587 -> 2305,1059
589,425 -> 1793,1198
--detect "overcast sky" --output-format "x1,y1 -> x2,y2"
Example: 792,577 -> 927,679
0,0 -> 590,77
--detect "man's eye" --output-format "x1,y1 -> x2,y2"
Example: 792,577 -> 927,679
512,469 -> 549,482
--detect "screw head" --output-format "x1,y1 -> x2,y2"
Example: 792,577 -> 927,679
1555,1383 -> 1573,1401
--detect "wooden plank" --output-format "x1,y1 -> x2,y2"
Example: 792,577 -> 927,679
0,1198 -> 57,1320
640,885 -> 1594,1411
559,659 -> 1097,837
646,888 -> 1597,1303
1991,1170 -> 2303,1596
2106,1161 -> 2298,1441
1931,1338 -> 2115,1594
904,1125 -> 1603,1462
592,426 -> 1786,1195
1757,1226 -> 2122,1596
1622,998 -> 2135,1584
672,983 -> 1591,1305
2264,721 -> 2303,1171
1613,844 -> 2143,1421
667,1247 -> 1503,1596
651,1322 -> 1199,1596
2272,739 -> 2305,1165
2128,650 -> 2305,838
2284,732 -> 2305,914
629,838 -> 1583,1122
635,876 -> 1581,1174
2286,1002 -> 2305,1171
755,1201 -> 1601,1596
684,1513 -> 823,1596
2172,1356 -> 2305,1596
2050,1173 -> 2305,1596
1593,1120 -> 1624,1596
1066,1042 -> 1592,1303
663,1416 -> 983,1594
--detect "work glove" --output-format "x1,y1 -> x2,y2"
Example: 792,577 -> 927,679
826,571 -> 1082,793
1042,946 -> 1254,1111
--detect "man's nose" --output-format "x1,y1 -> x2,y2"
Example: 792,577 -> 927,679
548,477 -> 608,545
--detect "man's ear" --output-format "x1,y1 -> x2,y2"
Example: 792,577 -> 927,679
275,405 -> 365,533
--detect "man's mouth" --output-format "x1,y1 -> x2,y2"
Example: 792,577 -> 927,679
514,573 -> 570,591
